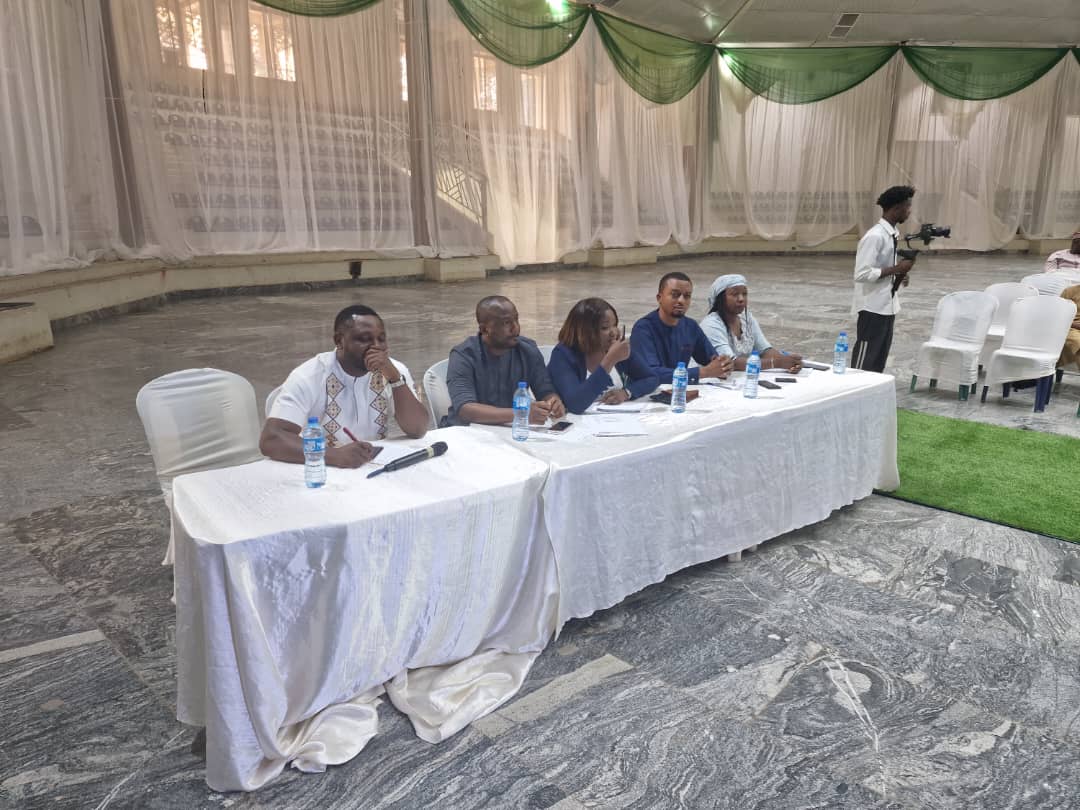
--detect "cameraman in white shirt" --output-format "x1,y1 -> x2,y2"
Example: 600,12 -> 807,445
851,186 -> 916,373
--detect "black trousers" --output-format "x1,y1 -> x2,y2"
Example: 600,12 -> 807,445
852,310 -> 894,373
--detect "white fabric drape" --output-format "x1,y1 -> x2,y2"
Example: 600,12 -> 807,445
0,0 -> 123,276
3,3 -> 1080,275
174,427 -> 557,792
885,55 -> 1063,250
592,34 -> 704,250
706,53 -> 900,245
109,0 -> 415,260
423,4 -> 596,265
1025,55 -> 1080,239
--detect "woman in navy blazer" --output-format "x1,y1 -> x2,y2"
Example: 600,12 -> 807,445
547,298 -> 660,414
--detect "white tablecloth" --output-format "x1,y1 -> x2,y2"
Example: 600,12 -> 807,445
172,427 -> 557,792
174,370 -> 898,792
496,369 -> 899,625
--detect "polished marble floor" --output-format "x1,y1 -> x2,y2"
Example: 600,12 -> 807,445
2,253 -> 1080,809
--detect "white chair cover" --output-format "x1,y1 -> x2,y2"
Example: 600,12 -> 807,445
914,291 -> 997,387
538,344 -> 555,365
980,283 -> 1038,367
423,359 -> 451,428
136,369 -> 263,564
264,385 -> 283,418
1022,273 -> 1075,297
985,296 -> 1078,388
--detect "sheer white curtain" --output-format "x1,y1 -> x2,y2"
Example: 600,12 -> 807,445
592,32 -> 704,250
1025,56 -> 1080,239
706,52 -> 899,245
0,0 -> 123,276
109,0 -> 415,260
423,2 -> 595,266
885,55 -> 1062,250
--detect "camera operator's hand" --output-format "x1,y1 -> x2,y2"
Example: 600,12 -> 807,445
890,258 -> 914,278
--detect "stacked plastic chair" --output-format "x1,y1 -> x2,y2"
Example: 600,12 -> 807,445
979,282 -> 1038,370
911,291 -> 997,401
981,297 -> 1078,413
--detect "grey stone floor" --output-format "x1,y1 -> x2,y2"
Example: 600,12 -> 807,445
2,254 -> 1080,809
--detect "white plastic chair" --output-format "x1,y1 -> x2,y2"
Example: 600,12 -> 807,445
981,296 -> 1078,412
423,360 -> 451,428
910,291 -> 997,400
265,384 -> 282,418
136,369 -> 263,564
1022,273 -> 1074,297
979,283 -> 1038,368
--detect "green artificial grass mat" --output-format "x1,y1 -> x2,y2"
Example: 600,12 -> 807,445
878,409 -> 1080,543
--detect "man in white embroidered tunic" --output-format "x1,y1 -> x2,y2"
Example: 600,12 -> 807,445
260,305 -> 429,468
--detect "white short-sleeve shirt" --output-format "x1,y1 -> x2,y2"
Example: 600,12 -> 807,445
270,350 -> 415,445
852,218 -> 901,316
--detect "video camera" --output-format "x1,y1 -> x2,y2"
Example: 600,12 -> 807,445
892,223 -> 951,294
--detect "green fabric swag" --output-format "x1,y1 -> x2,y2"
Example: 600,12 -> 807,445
250,0 -> 382,15
902,46 -> 1069,101
592,12 -> 713,105
447,0 -> 590,68
720,46 -> 898,104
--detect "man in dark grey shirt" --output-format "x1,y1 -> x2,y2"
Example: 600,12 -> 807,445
442,295 -> 565,427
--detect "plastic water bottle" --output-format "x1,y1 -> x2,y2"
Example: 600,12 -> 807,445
301,417 -> 326,488
671,362 -> 688,413
512,381 -> 530,441
743,352 -> 760,399
833,331 -> 849,374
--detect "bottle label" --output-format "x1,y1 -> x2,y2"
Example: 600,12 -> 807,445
303,437 -> 324,453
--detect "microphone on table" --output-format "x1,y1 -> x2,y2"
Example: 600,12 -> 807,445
366,441 -> 448,479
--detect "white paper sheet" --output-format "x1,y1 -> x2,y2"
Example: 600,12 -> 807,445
585,401 -> 649,414
579,413 -> 648,437
369,441 -> 425,466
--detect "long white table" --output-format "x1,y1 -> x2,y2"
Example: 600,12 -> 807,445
172,369 -> 898,791
495,368 -> 899,624
173,427 -> 558,791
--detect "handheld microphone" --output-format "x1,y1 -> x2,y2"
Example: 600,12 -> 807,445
366,441 -> 448,479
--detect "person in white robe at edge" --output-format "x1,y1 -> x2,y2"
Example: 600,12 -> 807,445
260,304 -> 429,467
1044,229 -> 1080,274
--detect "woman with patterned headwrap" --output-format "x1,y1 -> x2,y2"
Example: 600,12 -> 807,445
701,274 -> 803,373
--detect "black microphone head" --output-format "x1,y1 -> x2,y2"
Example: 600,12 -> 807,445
431,441 -> 448,457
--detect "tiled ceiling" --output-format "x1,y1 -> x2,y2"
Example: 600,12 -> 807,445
588,0 -> 1080,45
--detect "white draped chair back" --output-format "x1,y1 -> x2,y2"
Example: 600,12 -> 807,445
980,282 -> 1038,366
912,291 -> 997,397
1022,273 -> 1074,297
423,360 -> 451,428
538,344 -> 555,365
136,368 -> 263,563
983,295 -> 1078,411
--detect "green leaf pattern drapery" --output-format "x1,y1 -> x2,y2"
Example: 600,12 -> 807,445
591,13 -> 713,105
445,0 -> 589,68
720,46 -> 898,104
251,0 -> 382,16
901,46 -> 1069,100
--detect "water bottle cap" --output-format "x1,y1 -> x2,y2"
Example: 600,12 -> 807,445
676,362 -> 686,369
839,331 -> 847,337
307,416 -> 319,425
517,381 -> 527,388
750,351 -> 759,357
